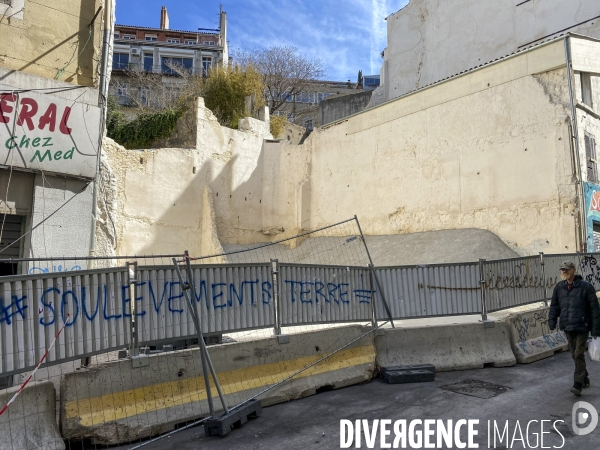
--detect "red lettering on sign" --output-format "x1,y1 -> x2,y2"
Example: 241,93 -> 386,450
17,98 -> 38,131
59,107 -> 72,135
0,96 -> 74,134
591,191 -> 600,214
0,94 -> 16,124
38,103 -> 57,132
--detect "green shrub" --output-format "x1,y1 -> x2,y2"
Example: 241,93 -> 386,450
107,99 -> 182,149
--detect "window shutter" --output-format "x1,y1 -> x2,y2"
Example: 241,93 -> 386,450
586,134 -> 598,184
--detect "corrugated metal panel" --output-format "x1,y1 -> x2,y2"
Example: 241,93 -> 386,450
0,267 -> 130,376
278,264 -> 373,325
482,256 -> 545,312
374,264 -> 481,319
544,253 -> 600,292
136,263 -> 274,343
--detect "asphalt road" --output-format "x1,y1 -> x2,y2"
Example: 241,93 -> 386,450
123,350 -> 600,450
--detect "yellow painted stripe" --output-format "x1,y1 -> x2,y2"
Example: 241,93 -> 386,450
64,344 -> 375,426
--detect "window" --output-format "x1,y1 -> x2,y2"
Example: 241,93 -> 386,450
162,57 -> 193,75
145,35 -> 157,41
281,91 -> 293,102
116,83 -> 127,97
167,38 -> 180,43
203,41 -> 215,46
304,118 -> 314,131
114,32 -> 120,39
364,76 -> 380,88
112,53 -> 130,70
184,40 -> 196,45
141,86 -> 150,106
121,34 -> 136,40
582,73 -> 593,108
202,56 -> 212,74
586,133 -> 598,184
143,53 -> 154,72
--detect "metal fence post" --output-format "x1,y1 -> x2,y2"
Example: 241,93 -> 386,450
479,259 -> 488,322
271,259 -> 281,336
540,252 -> 548,307
126,261 -> 139,353
368,264 -> 377,329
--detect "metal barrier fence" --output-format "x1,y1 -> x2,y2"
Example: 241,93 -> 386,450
278,263 -> 374,326
136,263 -> 274,345
374,263 -> 482,319
2,251 -> 599,377
0,267 -> 130,377
481,256 -> 546,313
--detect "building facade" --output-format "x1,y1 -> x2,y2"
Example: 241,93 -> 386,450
273,80 -> 360,130
373,0 -> 600,106
0,0 -> 111,274
110,6 -> 227,108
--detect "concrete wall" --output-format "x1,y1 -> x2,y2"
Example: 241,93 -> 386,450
0,0 -> 104,87
104,39 -> 588,258
297,40 -> 578,255
376,0 -> 600,104
320,90 -> 373,126
102,98 -> 298,257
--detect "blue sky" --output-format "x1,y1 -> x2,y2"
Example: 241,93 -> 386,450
115,0 -> 409,81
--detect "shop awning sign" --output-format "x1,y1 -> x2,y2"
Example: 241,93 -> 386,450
0,86 -> 100,179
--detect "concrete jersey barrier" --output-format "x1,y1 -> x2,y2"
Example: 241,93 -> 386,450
0,381 -> 65,450
374,321 -> 516,371
500,306 -> 568,364
60,325 -> 376,445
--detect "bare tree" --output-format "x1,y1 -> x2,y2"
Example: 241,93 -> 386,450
110,60 -> 200,113
234,46 -> 325,113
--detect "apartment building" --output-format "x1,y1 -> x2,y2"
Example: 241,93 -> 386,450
111,6 -> 227,107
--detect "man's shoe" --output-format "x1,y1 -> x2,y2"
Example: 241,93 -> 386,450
571,383 -> 583,396
583,378 -> 591,389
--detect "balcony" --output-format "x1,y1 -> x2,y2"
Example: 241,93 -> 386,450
111,63 -> 210,77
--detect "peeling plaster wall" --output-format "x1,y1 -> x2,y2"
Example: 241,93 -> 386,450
377,0 -> 600,104
101,98 -> 296,256
0,0 -> 104,87
301,41 -> 579,255
100,39 -> 595,259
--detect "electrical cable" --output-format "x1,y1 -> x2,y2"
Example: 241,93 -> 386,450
0,85 -> 87,94
0,92 -> 19,260
55,24 -> 93,80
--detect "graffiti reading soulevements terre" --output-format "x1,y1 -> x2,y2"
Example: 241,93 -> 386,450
0,275 -> 373,328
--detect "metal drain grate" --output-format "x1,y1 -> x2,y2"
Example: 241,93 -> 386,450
440,378 -> 512,399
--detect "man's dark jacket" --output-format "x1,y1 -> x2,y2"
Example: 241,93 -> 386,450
549,275 -> 600,336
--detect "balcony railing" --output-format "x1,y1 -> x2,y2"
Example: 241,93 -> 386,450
112,63 -> 211,77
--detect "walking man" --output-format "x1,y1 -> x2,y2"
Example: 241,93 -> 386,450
549,261 -> 600,396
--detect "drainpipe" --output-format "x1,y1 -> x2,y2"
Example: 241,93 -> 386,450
88,0 -> 113,268
564,36 -> 587,253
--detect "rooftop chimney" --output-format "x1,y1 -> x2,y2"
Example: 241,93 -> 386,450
160,6 -> 169,30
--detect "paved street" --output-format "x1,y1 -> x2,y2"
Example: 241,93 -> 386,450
123,350 -> 600,450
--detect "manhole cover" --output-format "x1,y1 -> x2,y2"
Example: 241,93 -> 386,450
440,378 -> 512,399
